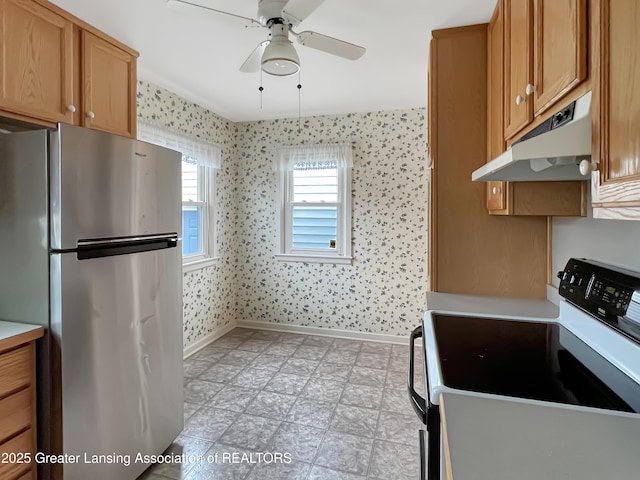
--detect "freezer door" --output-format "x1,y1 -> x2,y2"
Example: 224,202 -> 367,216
50,124 -> 181,250
50,245 -> 183,479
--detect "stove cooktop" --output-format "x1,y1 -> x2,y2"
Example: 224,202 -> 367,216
432,314 -> 640,413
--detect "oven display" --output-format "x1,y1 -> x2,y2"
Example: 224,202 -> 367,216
586,277 -> 631,312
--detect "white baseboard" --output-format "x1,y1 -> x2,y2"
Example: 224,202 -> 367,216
183,322 -> 236,359
236,320 -> 409,345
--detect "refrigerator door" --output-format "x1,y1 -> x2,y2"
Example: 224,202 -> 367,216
50,245 -> 183,479
50,124 -> 182,250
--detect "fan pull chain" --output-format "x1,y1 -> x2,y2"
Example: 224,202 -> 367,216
259,69 -> 264,109
297,72 -> 302,134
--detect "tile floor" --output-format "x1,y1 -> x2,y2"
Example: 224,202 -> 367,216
140,328 -> 426,480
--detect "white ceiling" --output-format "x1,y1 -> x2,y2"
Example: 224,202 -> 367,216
50,0 -> 496,122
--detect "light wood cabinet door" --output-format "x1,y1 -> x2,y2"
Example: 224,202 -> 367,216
504,0 -> 533,139
82,30 -> 136,138
487,0 -> 508,214
0,0 -> 74,123
532,0 -> 587,116
591,0 -> 640,219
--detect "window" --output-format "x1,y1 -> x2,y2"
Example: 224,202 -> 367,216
137,123 -> 221,269
275,144 -> 353,264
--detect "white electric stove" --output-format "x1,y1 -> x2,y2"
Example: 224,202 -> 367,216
409,258 -> 640,480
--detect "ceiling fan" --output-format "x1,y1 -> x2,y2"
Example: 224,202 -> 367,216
166,0 -> 366,77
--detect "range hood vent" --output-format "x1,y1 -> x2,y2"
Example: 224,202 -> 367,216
472,91 -> 592,182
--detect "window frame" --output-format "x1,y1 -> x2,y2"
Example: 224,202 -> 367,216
182,159 -> 217,270
276,156 -> 353,265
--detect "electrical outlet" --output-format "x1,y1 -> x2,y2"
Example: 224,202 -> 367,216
329,239 -> 336,249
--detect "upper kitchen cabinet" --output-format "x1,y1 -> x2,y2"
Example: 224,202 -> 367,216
0,0 -> 138,137
504,0 -> 587,141
82,31 -> 137,138
591,0 -> 640,220
0,0 -> 75,124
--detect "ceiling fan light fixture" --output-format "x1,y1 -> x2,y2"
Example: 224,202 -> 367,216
261,38 -> 300,76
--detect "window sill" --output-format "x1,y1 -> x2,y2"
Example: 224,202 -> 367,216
183,257 -> 219,273
274,253 -> 353,265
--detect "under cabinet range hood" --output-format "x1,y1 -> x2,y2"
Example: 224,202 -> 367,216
472,91 -> 593,182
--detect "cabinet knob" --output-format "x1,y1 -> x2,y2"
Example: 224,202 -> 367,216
579,159 -> 597,176
525,84 -> 536,96
86,111 -> 95,119
515,95 -> 525,105
67,105 -> 76,113
492,186 -> 501,195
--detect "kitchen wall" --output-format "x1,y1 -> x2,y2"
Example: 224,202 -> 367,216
137,80 -> 240,348
235,110 -> 429,336
552,214 -> 640,283
138,80 -> 429,347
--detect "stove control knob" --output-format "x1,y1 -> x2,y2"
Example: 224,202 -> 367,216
570,275 -> 577,285
557,271 -> 565,280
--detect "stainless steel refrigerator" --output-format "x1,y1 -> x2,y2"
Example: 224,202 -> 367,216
0,124 -> 183,479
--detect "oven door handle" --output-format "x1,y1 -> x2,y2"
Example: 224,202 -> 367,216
408,325 -> 427,424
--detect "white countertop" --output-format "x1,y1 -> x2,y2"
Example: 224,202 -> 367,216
440,391 -> 640,480
0,320 -> 42,342
426,292 -> 559,319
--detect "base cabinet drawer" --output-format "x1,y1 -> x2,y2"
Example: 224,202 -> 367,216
0,429 -> 35,479
0,346 -> 31,398
0,388 -> 32,443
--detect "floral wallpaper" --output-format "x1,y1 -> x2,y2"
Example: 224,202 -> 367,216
136,80 -> 239,348
235,111 -> 428,336
138,79 -> 429,346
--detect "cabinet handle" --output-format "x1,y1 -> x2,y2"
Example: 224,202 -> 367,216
579,159 -> 598,176
492,186 -> 501,195
67,105 -> 76,113
86,111 -> 95,119
515,95 -> 525,105
525,84 -> 536,96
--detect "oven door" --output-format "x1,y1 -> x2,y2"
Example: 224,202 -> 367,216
409,325 -> 440,480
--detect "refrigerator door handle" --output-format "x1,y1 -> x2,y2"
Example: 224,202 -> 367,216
76,233 -> 179,260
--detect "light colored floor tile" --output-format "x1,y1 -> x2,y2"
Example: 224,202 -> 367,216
330,404 -> 379,438
307,465 -> 366,480
375,411 -> 421,447
148,434 -> 212,479
250,330 -> 283,341
193,346 -> 232,362
286,397 -> 336,429
313,362 -> 352,382
181,407 -> 239,441
250,353 -> 289,372
237,338 -> 273,353
279,358 -> 320,375
207,385 -> 260,413
183,358 -> 215,378
380,388 -> 415,416
218,413 -> 281,450
184,403 -> 201,423
217,350 -> 260,367
199,364 -> 243,383
331,339 -> 363,352
355,353 -> 389,370
277,333 -> 308,345
184,379 -> 226,405
348,367 -> 383,387
231,367 -> 275,390
267,422 -> 325,463
339,384 -> 384,410
302,378 -> 345,403
314,431 -> 374,476
264,372 -> 309,396
302,335 -> 336,347
246,391 -> 297,420
184,444 -> 253,480
245,459 -> 310,480
368,439 -> 420,479
293,345 -> 329,361
360,342 -> 392,356
324,348 -> 359,365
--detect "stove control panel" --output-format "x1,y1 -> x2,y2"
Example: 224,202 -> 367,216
559,258 -> 640,343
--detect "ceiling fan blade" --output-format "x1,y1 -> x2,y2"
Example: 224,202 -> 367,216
282,0 -> 326,25
240,41 -> 269,73
166,0 -> 261,27
294,31 -> 365,61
